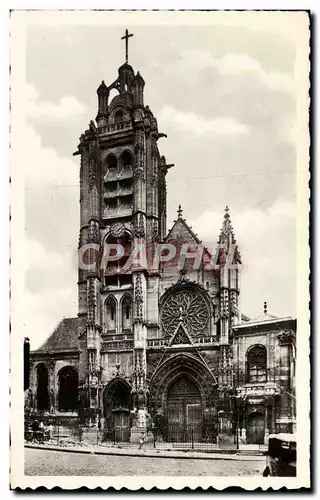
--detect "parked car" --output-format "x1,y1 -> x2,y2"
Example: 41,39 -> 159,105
263,433 -> 296,477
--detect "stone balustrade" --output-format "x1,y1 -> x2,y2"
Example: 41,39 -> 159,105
98,121 -> 132,134
101,340 -> 134,351
146,336 -> 218,348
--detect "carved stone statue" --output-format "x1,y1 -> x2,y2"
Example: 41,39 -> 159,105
50,388 -> 55,413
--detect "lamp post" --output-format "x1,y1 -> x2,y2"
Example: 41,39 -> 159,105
24,337 -> 30,392
236,395 -> 239,450
233,393 -> 242,450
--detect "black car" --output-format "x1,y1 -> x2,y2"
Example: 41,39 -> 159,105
263,433 -> 296,477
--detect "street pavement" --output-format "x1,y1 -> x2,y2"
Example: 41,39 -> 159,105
25,448 -> 265,476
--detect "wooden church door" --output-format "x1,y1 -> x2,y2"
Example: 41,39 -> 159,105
166,376 -> 202,442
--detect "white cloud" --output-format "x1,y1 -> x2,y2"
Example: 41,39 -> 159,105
25,239 -> 74,274
190,199 -> 296,319
24,238 -> 77,348
215,53 -> 262,73
15,116 -> 79,347
178,50 -> 295,94
21,123 -> 78,187
26,84 -> 87,121
159,105 -> 249,137
23,287 -> 77,349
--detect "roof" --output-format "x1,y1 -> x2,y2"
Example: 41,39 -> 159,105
32,317 -> 80,353
118,62 -> 134,73
165,216 -> 202,246
165,212 -> 212,260
246,313 -> 278,323
268,433 -> 296,443
241,313 -> 251,322
234,314 -> 295,330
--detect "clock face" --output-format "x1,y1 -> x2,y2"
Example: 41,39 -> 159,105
111,222 -> 124,238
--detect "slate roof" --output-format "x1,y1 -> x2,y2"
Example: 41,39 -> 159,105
33,317 -> 80,353
165,216 -> 212,265
165,216 -> 202,245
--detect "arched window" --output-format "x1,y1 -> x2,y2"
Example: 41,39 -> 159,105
58,366 -> 78,412
106,154 -> 118,174
247,345 -> 267,383
121,295 -> 132,331
115,110 -> 123,125
118,235 -> 131,271
120,150 -> 132,169
106,296 -> 117,333
108,88 -> 119,105
36,363 -> 49,411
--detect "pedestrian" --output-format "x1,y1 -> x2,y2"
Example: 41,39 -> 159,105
32,419 -> 39,432
79,425 -> 83,444
48,423 -> 53,440
139,431 -> 146,450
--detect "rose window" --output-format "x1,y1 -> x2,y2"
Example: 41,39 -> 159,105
161,289 -> 209,338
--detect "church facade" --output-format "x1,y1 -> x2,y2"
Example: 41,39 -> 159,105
27,44 -> 296,445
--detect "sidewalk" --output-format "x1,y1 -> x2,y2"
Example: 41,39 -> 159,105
25,442 -> 266,461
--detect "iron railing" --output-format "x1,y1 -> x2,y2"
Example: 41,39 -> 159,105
24,422 -> 222,450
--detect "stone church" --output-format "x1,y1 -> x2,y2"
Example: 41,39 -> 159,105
27,35 -> 296,445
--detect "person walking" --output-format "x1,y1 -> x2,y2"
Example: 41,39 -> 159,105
48,423 -> 53,440
139,431 -> 147,450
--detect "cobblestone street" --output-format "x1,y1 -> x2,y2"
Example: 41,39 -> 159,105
25,448 -> 265,476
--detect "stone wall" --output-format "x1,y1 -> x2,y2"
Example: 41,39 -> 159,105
100,351 -> 134,382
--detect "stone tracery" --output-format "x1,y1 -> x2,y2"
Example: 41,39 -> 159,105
161,288 -> 210,338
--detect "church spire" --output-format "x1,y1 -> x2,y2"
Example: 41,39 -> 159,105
217,206 -> 242,266
218,205 -> 236,246
177,204 -> 183,218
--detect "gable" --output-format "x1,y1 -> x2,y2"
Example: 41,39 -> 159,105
164,219 -> 211,270
169,323 -> 193,346
165,218 -> 200,245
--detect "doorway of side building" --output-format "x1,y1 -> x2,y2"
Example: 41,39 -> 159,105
247,412 -> 265,444
165,375 -> 203,442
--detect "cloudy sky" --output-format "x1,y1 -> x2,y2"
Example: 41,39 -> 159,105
18,11 -> 307,348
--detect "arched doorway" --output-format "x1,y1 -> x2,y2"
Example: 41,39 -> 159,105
247,412 -> 265,444
149,353 -> 217,443
166,376 -> 202,442
103,379 -> 131,441
36,363 -> 49,411
58,366 -> 78,412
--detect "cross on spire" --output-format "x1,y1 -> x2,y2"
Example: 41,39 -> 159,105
121,29 -> 134,63
177,204 -> 183,218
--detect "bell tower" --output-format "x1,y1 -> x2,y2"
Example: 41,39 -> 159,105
74,31 -> 173,423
